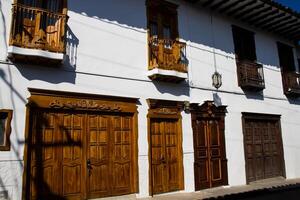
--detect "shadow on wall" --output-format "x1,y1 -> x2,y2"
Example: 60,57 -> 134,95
0,68 -> 26,200
68,0 -> 147,31
0,1 -> 8,53
152,80 -> 190,97
64,25 -> 79,70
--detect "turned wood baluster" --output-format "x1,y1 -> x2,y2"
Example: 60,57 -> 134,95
158,39 -> 164,66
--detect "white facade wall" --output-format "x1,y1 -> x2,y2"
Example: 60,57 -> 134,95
0,0 -> 300,199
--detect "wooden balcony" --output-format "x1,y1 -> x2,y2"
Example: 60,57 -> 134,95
8,3 -> 67,63
148,37 -> 188,83
282,71 -> 300,97
237,60 -> 265,91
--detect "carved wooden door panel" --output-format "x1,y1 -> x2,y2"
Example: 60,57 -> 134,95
110,115 -> 132,195
86,114 -> 134,198
150,118 -> 182,194
60,113 -> 85,199
243,117 -> 285,183
29,111 -> 61,200
193,118 -> 227,190
29,111 -> 135,200
86,114 -> 110,198
29,110 -> 85,200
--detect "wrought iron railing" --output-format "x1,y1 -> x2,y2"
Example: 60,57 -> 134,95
148,36 -> 188,73
282,71 -> 300,95
9,3 -> 67,53
237,60 -> 265,89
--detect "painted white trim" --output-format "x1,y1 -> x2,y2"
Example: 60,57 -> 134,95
147,68 -> 188,79
7,46 -> 64,60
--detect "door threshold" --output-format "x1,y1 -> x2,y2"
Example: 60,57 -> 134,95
91,194 -> 137,200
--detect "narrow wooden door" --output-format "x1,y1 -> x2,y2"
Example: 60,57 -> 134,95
243,117 -> 285,183
193,118 -> 228,190
29,110 -> 85,200
86,114 -> 134,198
150,118 -> 183,194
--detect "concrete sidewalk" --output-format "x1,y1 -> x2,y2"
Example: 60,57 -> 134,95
141,177 -> 300,200
97,177 -> 300,200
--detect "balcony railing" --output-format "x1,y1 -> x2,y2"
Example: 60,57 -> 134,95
237,60 -> 265,91
282,71 -> 300,97
9,3 -> 67,54
148,37 -> 188,82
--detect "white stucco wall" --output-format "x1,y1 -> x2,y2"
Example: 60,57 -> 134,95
0,0 -> 300,199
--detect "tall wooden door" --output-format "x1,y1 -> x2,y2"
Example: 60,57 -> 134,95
28,110 -> 136,200
86,114 -> 133,198
29,110 -> 85,200
243,113 -> 285,183
193,118 -> 228,190
191,101 -> 228,191
150,118 -> 183,195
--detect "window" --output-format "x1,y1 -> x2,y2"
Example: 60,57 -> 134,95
0,110 -> 13,151
146,0 -> 187,82
277,42 -> 296,72
147,0 -> 179,40
232,26 -> 264,90
232,26 -> 257,62
277,43 -> 300,96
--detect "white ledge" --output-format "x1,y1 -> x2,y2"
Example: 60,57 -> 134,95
8,46 -> 64,61
147,68 -> 188,79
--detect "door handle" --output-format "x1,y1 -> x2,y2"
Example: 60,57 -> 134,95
87,159 -> 92,175
161,157 -> 166,164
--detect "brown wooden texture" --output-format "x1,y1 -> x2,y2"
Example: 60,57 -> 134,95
0,110 -> 13,151
191,101 -> 228,191
236,60 -> 265,90
277,42 -> 300,96
147,99 -> 184,195
24,89 -> 138,200
242,113 -> 286,183
146,0 -> 187,76
9,1 -> 68,53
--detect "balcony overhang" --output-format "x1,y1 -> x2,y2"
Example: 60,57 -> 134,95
8,46 -> 64,61
186,0 -> 300,42
148,68 -> 188,83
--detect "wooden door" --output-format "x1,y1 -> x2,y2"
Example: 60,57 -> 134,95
29,110 -> 85,200
243,115 -> 285,183
28,110 -> 136,199
86,114 -> 133,198
150,118 -> 182,194
193,118 -> 228,190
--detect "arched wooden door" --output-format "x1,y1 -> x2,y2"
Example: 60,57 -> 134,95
191,101 -> 228,191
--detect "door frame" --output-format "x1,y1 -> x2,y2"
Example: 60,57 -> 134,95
241,112 -> 286,184
22,88 -> 139,200
147,99 -> 184,196
190,101 -> 228,191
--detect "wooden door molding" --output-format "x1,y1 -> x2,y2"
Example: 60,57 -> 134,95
242,112 -> 286,184
22,89 -> 139,199
191,101 -> 228,190
27,88 -> 138,113
190,101 -> 227,119
147,99 -> 184,196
